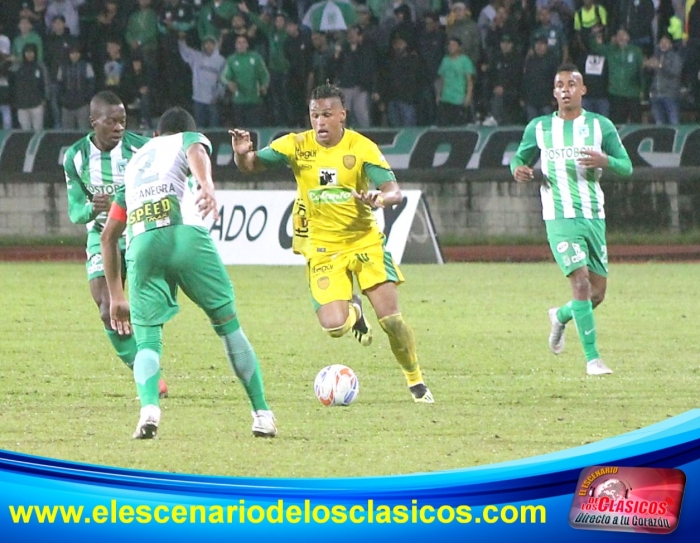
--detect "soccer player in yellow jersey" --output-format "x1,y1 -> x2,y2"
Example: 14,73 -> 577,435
230,83 -> 434,403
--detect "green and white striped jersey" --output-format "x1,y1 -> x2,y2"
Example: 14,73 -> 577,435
64,131 -> 150,233
114,132 -> 212,244
510,111 -> 633,220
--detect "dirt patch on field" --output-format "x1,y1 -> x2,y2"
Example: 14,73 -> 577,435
2,245 -> 700,263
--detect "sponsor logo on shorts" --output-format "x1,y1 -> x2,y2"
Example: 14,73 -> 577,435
557,241 -> 569,253
313,264 -> 333,274
563,255 -> 571,266
569,465 -> 685,534
87,254 -> 104,275
317,276 -> 330,290
571,243 -> 587,264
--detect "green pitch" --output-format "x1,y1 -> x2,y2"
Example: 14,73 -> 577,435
0,262 -> 698,478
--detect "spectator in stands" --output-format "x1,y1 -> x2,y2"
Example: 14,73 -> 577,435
580,24 -> 610,117
285,17 -> 313,128
592,28 -> 644,124
101,39 -> 126,96
390,3 -> 420,53
158,0 -> 196,111
20,0 -> 49,38
536,0 -> 575,30
417,10 -> 446,126
0,26 -> 14,130
383,34 -> 422,127
178,34 -> 225,128
221,34 -> 269,127
616,0 -> 656,56
355,3 -> 385,54
532,7 -> 568,63
197,0 -> 238,43
644,34 -> 683,125
12,43 -> 49,131
436,36 -> 475,126
12,16 -> 44,63
307,31 -> 334,101
44,14 -> 75,128
478,0 -> 500,47
483,4 -> 520,62
122,53 -> 153,129
220,12 -> 250,58
380,0 -> 417,37
125,0 -> 159,71
241,4 -> 290,127
332,25 -> 378,128
521,35 -> 558,121
571,0 -> 608,62
44,0 -> 83,37
484,33 -> 523,126
56,43 -> 94,130
446,1 -> 481,67
86,0 -> 127,69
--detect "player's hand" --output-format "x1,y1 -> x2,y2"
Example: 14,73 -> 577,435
513,165 -> 534,183
92,193 -> 111,213
196,184 -> 219,220
110,299 -> 132,336
228,129 -> 254,155
352,189 -> 385,209
578,149 -> 609,169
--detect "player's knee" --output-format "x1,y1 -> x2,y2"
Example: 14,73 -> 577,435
591,289 -> 606,308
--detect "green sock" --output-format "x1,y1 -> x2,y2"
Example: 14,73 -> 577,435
105,329 -> 137,369
556,302 -> 574,325
571,299 -> 600,362
219,325 -> 269,411
133,348 -> 161,407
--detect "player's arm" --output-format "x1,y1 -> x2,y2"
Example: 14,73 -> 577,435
353,163 -> 401,209
510,120 -> 539,182
579,118 -> 633,175
100,201 -> 130,335
229,130 -> 290,174
186,141 -> 219,220
64,152 -> 110,224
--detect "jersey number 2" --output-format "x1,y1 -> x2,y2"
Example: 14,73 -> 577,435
133,149 -> 158,187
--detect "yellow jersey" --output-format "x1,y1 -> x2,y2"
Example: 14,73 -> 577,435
257,129 -> 396,253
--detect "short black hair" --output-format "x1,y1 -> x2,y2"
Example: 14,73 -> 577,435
158,107 -> 196,135
309,82 -> 345,108
557,62 -> 581,74
91,90 -> 123,108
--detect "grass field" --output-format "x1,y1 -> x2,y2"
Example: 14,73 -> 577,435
0,262 -> 698,478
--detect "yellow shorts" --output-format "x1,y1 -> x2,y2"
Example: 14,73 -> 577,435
307,238 -> 404,308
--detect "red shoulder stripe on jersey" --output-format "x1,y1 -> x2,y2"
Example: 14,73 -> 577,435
108,202 -> 127,223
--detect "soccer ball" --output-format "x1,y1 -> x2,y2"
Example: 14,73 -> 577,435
314,364 -> 359,406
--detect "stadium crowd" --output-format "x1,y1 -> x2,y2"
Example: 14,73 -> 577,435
0,0 -> 697,131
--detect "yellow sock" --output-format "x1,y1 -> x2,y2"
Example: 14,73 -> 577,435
323,303 -> 358,338
378,313 -> 423,386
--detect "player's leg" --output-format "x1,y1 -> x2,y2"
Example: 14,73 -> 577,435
87,231 -> 168,397
126,229 -> 181,438
174,226 -> 275,437
546,219 -> 611,374
358,244 -> 433,403
579,219 -> 611,375
131,323 -> 164,439
86,231 -> 137,369
309,252 -> 363,338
